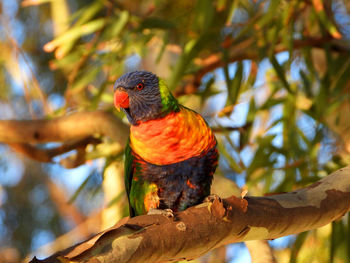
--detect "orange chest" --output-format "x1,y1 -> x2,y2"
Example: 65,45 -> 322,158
129,109 -> 216,165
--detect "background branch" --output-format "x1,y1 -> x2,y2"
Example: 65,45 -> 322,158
175,36 -> 349,96
245,240 -> 277,263
8,137 -> 101,163
0,111 -> 129,145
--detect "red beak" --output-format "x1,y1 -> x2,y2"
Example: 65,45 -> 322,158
114,90 -> 129,111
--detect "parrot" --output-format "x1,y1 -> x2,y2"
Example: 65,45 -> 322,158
113,71 -> 218,217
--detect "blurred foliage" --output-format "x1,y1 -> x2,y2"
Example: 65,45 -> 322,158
1,0 -> 350,262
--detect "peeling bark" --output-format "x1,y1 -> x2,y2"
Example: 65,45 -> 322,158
30,167 -> 350,263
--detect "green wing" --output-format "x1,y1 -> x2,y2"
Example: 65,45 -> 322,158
124,139 -> 161,217
124,139 -> 136,217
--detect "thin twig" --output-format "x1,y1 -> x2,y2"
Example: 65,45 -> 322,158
8,36 -> 51,114
211,123 -> 252,133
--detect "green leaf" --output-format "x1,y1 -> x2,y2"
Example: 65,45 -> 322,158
230,61 -> 244,105
246,135 -> 276,179
299,70 -> 312,97
68,173 -> 93,203
75,1 -> 105,26
290,232 -> 309,263
44,18 -> 106,51
246,62 -> 258,89
156,33 -> 169,63
267,25 -> 280,58
260,98 -> 284,110
0,69 -> 9,100
330,58 -> 350,95
239,98 -> 256,148
107,11 -> 129,37
218,143 -> 243,173
193,0 -> 215,33
106,191 -> 125,208
226,0 -> 239,25
312,4 -> 341,39
70,66 -> 101,93
246,97 -> 256,123
257,0 -> 280,28
269,56 -> 293,93
197,76 -> 221,105
168,36 -> 202,90
51,0 -> 70,36
139,17 -> 175,30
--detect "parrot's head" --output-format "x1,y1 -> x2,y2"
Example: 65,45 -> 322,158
113,71 -> 179,125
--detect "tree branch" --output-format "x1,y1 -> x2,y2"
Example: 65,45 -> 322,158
0,110 -> 129,145
245,240 -> 277,263
175,36 -> 349,96
7,137 -> 101,163
30,166 -> 350,263
0,111 -> 129,166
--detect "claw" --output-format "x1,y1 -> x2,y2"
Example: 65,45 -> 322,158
204,194 -> 221,203
147,208 -> 174,218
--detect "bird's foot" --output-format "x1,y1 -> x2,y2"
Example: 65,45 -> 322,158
204,194 -> 222,203
147,208 -> 174,218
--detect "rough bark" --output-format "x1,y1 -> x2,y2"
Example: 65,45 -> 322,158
30,166 -> 350,263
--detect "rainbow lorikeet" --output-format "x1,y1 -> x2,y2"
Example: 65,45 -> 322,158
113,71 -> 218,217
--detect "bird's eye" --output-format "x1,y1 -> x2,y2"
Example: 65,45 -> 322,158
136,83 -> 144,90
